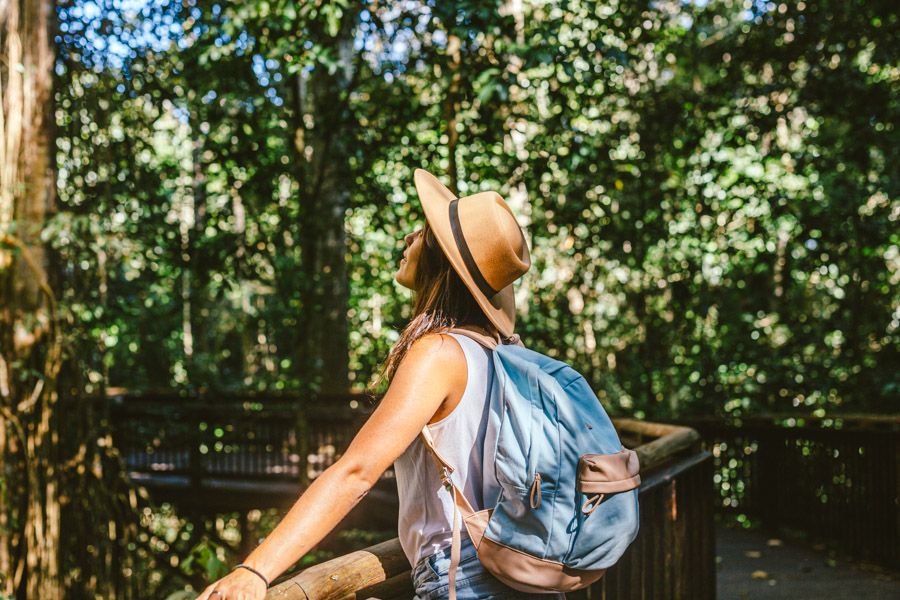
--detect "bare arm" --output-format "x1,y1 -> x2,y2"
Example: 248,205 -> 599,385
231,333 -> 465,586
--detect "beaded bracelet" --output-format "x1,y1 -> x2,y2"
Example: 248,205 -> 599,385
234,563 -> 269,587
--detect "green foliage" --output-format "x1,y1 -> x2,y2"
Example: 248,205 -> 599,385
51,0 -> 898,417
180,540 -> 229,582
43,1 -> 898,596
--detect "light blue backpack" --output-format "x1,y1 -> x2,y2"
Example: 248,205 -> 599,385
419,327 -> 641,599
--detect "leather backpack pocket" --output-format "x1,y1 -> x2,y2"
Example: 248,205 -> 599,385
576,449 -> 641,497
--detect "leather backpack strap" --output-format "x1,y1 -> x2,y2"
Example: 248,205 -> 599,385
418,426 -> 477,517
419,425 -> 477,600
445,325 -> 525,349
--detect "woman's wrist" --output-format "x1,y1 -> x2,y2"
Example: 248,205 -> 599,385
233,562 -> 270,587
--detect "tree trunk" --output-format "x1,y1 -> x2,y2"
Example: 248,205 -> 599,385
444,33 -> 462,196
0,0 -> 62,597
292,11 -> 359,395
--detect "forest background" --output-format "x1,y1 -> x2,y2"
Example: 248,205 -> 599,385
0,0 -> 897,597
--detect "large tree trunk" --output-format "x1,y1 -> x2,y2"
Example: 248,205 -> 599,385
292,10 -> 359,395
0,0 -> 62,598
443,33 -> 462,196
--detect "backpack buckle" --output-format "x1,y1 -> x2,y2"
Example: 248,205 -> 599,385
440,466 -> 453,491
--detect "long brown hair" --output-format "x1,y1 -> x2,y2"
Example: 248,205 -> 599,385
366,220 -> 496,402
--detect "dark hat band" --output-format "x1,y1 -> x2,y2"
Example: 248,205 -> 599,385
449,198 -> 500,298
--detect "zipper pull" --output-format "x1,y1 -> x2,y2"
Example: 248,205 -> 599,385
529,472 -> 542,509
582,493 -> 606,516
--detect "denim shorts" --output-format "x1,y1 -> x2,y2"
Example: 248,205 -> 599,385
411,535 -> 567,600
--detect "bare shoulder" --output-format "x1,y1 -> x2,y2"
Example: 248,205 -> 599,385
403,331 -> 466,372
390,332 -> 467,398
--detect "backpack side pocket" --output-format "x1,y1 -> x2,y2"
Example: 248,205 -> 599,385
563,448 -> 642,569
577,449 -> 641,497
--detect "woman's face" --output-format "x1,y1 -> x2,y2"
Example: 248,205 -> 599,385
394,224 -> 427,290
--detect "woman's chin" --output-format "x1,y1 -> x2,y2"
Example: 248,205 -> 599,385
395,266 -> 413,289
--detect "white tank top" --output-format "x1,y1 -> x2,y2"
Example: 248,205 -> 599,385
392,331 -> 500,568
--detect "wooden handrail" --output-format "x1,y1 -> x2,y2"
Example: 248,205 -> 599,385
265,418 -> 703,600
668,413 -> 900,432
266,538 -> 410,599
612,418 -> 700,470
674,413 -> 899,569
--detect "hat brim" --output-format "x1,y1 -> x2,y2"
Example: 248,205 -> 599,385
413,168 -> 517,338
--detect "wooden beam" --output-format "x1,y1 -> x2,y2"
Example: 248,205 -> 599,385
267,538 -> 409,599
612,418 -> 701,471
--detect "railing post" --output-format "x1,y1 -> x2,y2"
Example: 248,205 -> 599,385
893,429 -> 900,568
189,399 -> 203,492
296,399 -> 310,489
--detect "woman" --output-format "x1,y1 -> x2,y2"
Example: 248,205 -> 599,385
198,168 -> 563,600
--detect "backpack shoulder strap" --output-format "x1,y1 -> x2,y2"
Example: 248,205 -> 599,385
419,424 -> 477,600
445,325 -> 524,349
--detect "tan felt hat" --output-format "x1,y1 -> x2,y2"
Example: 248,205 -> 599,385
413,168 -> 531,339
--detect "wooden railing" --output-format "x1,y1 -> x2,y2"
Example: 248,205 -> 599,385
104,390 -> 898,592
669,413 -> 900,569
106,391 -> 378,510
264,419 -> 715,600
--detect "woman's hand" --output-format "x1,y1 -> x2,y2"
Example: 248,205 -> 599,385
196,567 -> 268,600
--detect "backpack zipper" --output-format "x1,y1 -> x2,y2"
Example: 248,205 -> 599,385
529,472 -> 542,509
